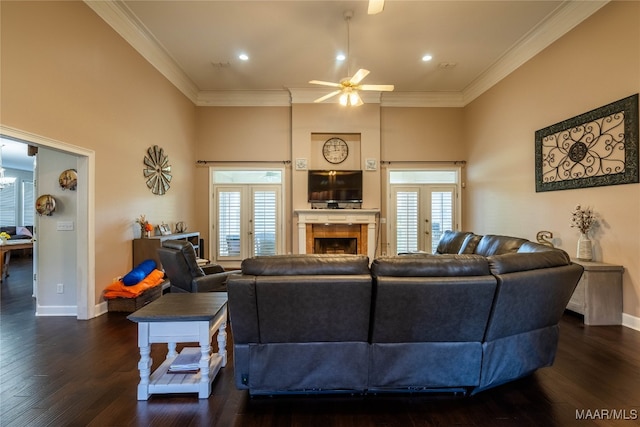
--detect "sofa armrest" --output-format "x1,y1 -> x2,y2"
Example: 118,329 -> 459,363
191,270 -> 240,292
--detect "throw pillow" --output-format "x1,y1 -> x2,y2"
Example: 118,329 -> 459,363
123,259 -> 157,286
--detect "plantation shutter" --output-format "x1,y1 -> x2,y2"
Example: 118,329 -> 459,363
253,190 -> 277,256
22,181 -> 34,226
217,190 -> 241,257
430,190 -> 454,253
395,190 -> 419,254
0,185 -> 16,226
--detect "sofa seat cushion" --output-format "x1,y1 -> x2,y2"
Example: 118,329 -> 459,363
241,254 -> 370,275
372,254 -> 490,277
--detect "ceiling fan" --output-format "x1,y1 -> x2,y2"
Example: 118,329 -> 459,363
368,0 -> 385,15
309,10 -> 394,106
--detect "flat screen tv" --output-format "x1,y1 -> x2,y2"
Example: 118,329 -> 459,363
308,170 -> 363,203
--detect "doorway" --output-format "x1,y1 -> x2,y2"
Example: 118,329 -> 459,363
0,125 -> 95,319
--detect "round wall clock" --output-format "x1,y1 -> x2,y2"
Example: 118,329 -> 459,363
322,137 -> 349,164
143,145 -> 172,195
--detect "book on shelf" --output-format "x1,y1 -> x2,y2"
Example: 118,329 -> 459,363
168,347 -> 201,373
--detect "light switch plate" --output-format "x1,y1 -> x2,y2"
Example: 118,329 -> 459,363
56,221 -> 74,231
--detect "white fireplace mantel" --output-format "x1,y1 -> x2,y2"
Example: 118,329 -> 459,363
296,209 -> 379,260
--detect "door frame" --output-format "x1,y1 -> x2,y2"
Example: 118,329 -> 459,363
1,125 -> 95,319
385,166 -> 462,255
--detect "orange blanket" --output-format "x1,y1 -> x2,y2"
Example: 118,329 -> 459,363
103,269 -> 165,299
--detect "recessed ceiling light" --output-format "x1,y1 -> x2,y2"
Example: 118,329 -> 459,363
422,54 -> 433,62
239,53 -> 249,61
336,53 -> 346,61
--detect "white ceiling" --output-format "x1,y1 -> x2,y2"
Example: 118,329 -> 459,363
89,0 -> 608,106
2,1 -> 608,167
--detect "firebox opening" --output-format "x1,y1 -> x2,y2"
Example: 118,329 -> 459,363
314,237 -> 358,255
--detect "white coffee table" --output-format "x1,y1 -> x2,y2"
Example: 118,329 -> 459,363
127,293 -> 228,400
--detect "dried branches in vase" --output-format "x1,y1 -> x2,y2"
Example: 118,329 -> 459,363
570,205 -> 598,261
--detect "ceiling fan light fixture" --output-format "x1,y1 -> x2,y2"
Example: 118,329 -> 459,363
368,0 -> 385,15
350,92 -> 363,107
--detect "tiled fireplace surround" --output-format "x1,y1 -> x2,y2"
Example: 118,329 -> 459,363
296,209 -> 379,260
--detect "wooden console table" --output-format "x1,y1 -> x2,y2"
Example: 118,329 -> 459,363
127,293 -> 228,400
133,232 -> 201,270
0,239 -> 33,282
567,259 -> 624,325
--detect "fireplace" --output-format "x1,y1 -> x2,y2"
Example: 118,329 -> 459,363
314,237 -> 358,254
296,209 -> 379,260
305,223 -> 367,256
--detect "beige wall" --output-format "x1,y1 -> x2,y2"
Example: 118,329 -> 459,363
1,1 -> 198,306
464,1 -> 640,319
3,1 -> 638,324
194,106 -> 291,256
381,107 -> 465,162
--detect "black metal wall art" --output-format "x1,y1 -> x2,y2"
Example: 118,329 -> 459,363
535,94 -> 639,192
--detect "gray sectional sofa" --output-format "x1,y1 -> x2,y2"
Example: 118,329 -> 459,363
227,232 -> 584,395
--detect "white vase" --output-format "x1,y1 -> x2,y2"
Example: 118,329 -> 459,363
577,233 -> 592,261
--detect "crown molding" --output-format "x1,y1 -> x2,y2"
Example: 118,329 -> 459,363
289,88 -> 383,105
87,0 -> 608,108
84,0 -> 200,103
197,91 -> 291,107
381,92 -> 465,108
462,0 -> 609,105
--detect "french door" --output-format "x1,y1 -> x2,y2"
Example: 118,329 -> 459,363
214,185 -> 281,262
390,184 -> 457,254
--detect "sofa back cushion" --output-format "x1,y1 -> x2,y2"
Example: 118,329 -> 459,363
474,235 -> 528,256
484,258 -> 583,342
434,231 -> 473,254
488,250 -> 571,275
372,254 -> 490,277
254,275 -> 372,343
241,254 -> 370,276
370,255 -> 496,343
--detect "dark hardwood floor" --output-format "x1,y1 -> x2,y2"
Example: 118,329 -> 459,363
1,256 -> 639,427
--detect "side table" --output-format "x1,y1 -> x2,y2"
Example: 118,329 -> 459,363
567,259 -> 624,325
127,293 -> 228,400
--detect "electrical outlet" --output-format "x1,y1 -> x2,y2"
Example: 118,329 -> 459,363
56,283 -> 64,294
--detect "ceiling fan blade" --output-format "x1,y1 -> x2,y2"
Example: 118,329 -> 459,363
360,84 -> 395,92
314,90 -> 342,103
309,80 -> 342,88
350,69 -> 370,85
368,0 -> 385,14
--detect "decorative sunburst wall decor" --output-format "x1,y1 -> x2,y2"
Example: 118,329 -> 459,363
143,145 -> 172,195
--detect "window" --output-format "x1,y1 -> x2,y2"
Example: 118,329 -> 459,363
22,181 -> 34,226
388,169 -> 460,254
212,169 -> 283,262
0,185 -> 16,226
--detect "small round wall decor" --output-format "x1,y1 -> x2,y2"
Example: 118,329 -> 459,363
35,194 -> 56,216
59,169 -> 78,191
143,145 -> 172,195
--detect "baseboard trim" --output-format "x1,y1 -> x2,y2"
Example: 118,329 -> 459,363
35,305 -> 77,316
622,313 -> 640,331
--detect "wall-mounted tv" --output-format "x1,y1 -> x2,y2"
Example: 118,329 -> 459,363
308,170 -> 363,203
